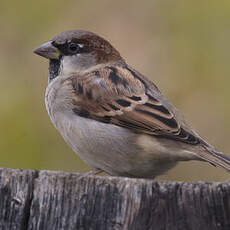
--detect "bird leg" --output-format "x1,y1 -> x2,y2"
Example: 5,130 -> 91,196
77,168 -> 104,180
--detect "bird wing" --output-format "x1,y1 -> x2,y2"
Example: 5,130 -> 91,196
70,64 -> 200,145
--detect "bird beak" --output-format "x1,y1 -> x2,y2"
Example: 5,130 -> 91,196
33,41 -> 60,60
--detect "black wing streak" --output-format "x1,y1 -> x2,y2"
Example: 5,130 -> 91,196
135,108 -> 178,129
116,99 -> 131,107
145,103 -> 171,115
108,66 -> 129,88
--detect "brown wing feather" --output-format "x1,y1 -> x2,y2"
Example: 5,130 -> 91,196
71,64 -> 200,145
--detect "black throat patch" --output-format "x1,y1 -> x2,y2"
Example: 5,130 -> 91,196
49,59 -> 61,82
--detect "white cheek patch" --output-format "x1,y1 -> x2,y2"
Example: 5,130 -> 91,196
60,52 -> 97,76
61,56 -> 78,75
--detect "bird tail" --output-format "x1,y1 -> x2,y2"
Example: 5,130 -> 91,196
198,144 -> 230,173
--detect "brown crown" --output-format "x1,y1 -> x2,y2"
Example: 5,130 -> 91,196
52,30 -> 124,63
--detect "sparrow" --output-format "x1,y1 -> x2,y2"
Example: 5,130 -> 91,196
34,30 -> 230,178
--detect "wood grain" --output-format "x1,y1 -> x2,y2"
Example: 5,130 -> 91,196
0,168 -> 230,230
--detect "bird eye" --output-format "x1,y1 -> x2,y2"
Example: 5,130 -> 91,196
68,43 -> 79,54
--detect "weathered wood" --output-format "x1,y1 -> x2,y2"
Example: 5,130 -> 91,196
0,168 -> 37,230
0,168 -> 230,230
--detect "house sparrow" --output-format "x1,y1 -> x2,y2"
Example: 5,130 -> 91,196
34,30 -> 230,178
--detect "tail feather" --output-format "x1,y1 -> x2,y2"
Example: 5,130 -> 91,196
198,145 -> 230,173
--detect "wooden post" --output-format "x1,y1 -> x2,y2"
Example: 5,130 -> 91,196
0,167 -> 230,230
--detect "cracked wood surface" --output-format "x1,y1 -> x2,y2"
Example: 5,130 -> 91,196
0,168 -> 230,230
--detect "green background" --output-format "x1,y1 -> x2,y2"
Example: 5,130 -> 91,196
1,0 -> 230,181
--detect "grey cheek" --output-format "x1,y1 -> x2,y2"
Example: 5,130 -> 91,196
60,53 -> 97,75
75,53 -> 97,68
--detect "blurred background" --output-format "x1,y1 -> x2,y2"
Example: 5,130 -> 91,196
1,0 -> 230,181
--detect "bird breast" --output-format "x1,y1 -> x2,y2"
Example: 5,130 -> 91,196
44,76 -> 191,178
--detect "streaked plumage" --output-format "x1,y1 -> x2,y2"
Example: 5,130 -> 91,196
34,30 -> 230,178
